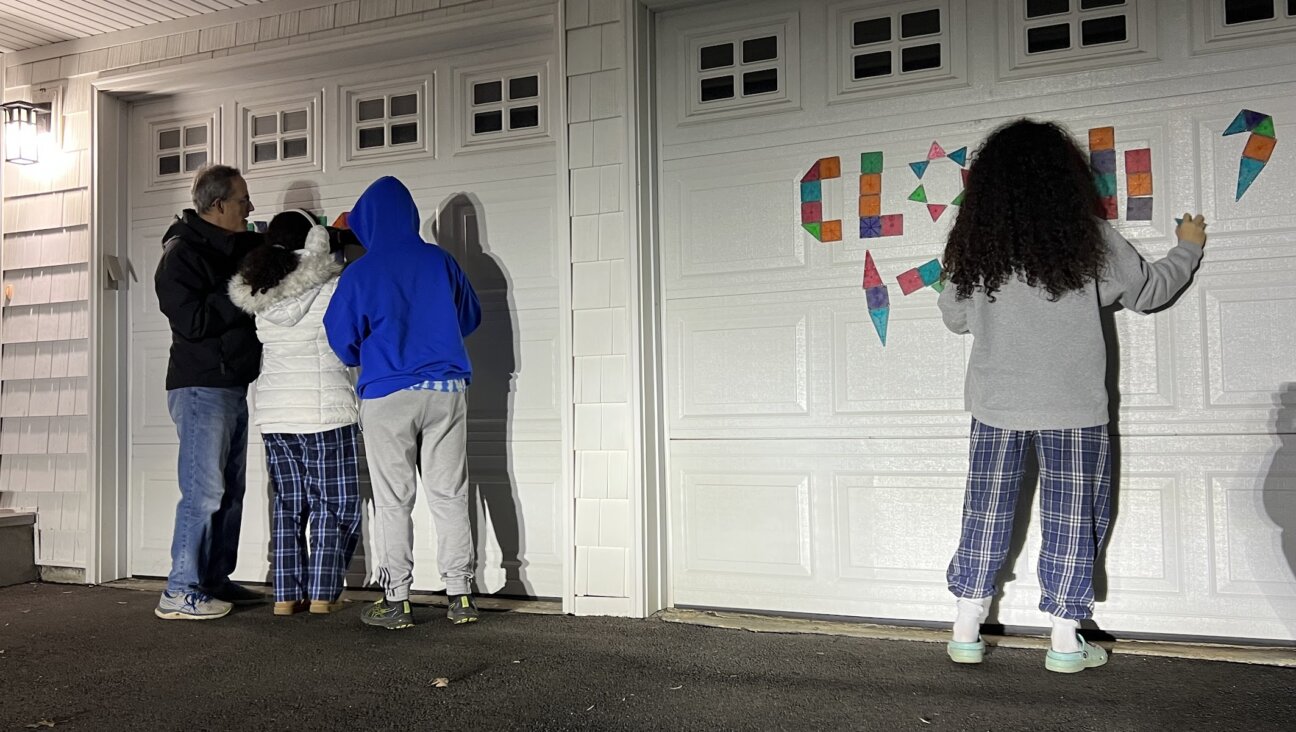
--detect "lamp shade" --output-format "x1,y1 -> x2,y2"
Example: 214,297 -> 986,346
3,101 -> 41,165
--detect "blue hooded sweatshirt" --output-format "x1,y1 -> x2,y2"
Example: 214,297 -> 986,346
323,176 -> 481,399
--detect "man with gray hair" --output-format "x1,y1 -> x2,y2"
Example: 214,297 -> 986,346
153,164 -> 265,620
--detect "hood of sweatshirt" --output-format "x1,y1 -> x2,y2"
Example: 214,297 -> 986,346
348,176 -> 424,252
228,225 -> 341,327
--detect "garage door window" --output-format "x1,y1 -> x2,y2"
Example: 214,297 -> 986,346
240,98 -> 319,174
1002,0 -> 1154,76
829,1 -> 966,102
1201,0 -> 1296,42
340,78 -> 432,165
465,68 -> 546,143
682,15 -> 798,120
152,119 -> 210,185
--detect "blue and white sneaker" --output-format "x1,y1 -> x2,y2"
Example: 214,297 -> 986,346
155,590 -> 233,621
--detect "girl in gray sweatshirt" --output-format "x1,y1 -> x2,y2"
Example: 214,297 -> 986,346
936,119 -> 1207,673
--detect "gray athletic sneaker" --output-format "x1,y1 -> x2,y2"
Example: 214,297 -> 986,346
155,590 -> 233,621
361,599 -> 414,630
447,594 -> 480,624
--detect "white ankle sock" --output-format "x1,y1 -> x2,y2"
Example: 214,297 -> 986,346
1050,615 -> 1081,653
952,596 -> 992,643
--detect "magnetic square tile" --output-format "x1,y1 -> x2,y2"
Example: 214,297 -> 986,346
1094,173 -> 1117,197
1124,148 -> 1151,173
1088,126 -> 1114,151
1127,172 -> 1152,197
880,214 -> 904,237
1089,149 -> 1116,174
820,220 -> 842,242
800,180 -> 822,202
860,151 -> 884,174
819,156 -> 841,179
1099,196 -> 1118,219
1243,133 -> 1277,163
859,216 -> 882,238
859,194 -> 881,217
859,174 -> 882,195
1126,196 -> 1153,221
801,201 -> 822,222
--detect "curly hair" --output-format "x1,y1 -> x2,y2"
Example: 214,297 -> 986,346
943,119 -> 1106,302
266,209 -> 316,251
237,243 -> 299,295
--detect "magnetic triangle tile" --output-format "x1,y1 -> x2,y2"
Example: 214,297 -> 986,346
802,222 -> 822,239
909,185 -> 928,203
947,146 -> 968,166
951,191 -> 965,206
1237,156 -> 1267,201
909,160 -> 930,179
1223,111 -> 1250,136
869,307 -> 889,346
863,251 -> 884,289
332,212 -> 350,229
1253,116 -> 1276,139
962,169 -> 971,186
801,161 -> 821,183
927,141 -> 946,160
927,203 -> 947,221
1243,110 -> 1268,129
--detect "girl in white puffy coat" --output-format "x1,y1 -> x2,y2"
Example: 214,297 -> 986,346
229,211 -> 361,616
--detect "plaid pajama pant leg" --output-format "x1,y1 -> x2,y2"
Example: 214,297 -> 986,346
303,425 -> 363,603
947,418 -> 1030,602
1035,425 -> 1112,620
265,433 -> 309,603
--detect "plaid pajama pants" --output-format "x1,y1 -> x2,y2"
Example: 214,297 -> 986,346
946,418 -> 1112,620
264,425 -> 362,604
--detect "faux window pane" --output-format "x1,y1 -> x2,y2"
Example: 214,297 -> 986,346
184,126 -> 206,147
1079,0 -> 1124,8
281,110 -> 308,132
1289,0 -> 1295,16
357,98 -> 385,122
1224,0 -> 1275,23
1026,0 -> 1070,18
253,141 -> 277,163
253,115 -> 277,137
742,69 -> 778,96
853,51 -> 892,78
158,129 -> 181,151
509,106 -> 540,129
390,94 -> 418,117
391,122 -> 419,145
699,75 -> 735,102
473,81 -> 503,105
901,43 -> 942,71
508,76 -> 539,100
474,111 -> 504,134
853,17 -> 892,45
1026,23 -> 1071,53
699,43 -> 734,70
358,127 -> 385,149
183,151 -> 207,172
900,9 -> 941,38
742,36 -> 778,63
282,137 -> 308,159
158,155 -> 181,175
1080,15 -> 1127,45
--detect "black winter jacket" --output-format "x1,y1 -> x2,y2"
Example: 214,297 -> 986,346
154,210 -> 263,390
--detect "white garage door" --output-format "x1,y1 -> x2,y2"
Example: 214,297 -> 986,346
126,39 -> 567,598
656,0 -> 1296,641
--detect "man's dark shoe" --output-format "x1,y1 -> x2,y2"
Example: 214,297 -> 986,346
447,594 -> 480,624
204,581 -> 266,606
362,599 -> 414,630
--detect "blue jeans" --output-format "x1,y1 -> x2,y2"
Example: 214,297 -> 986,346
165,386 -> 250,594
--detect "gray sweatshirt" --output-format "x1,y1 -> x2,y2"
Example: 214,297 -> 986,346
937,224 -> 1203,430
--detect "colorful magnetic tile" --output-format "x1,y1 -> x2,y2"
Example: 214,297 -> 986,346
927,203 -> 947,221
862,251 -> 884,289
332,212 -> 350,228
801,180 -> 822,202
1243,133 -> 1277,163
866,285 -> 890,310
1090,149 -> 1117,174
253,221 -> 268,233
801,201 -> 822,222
869,306 -> 889,346
860,174 -> 882,195
947,146 -> 968,167
820,156 -> 842,179
897,268 -> 926,295
917,258 -> 942,286
1099,196 -> 1118,220
1126,196 -> 1153,221
1253,116 -> 1275,138
1243,109 -> 1268,129
1094,173 -> 1117,197
1127,172 -> 1153,197
951,191 -> 965,206
1224,111 -> 1251,136
1088,126 -> 1115,151
927,141 -> 947,160
1237,156 -> 1267,200
802,222 -> 822,239
860,151 -> 884,174
859,195 -> 882,217
801,161 -> 822,183
1124,148 -> 1151,174
908,185 -> 928,203
909,160 -> 930,178
961,168 -> 970,187
860,216 -> 883,238
821,220 -> 843,242
880,214 -> 904,237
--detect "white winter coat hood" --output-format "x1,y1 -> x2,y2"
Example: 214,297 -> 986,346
229,226 -> 358,434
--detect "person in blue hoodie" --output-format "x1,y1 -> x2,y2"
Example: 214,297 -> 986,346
323,176 -> 482,629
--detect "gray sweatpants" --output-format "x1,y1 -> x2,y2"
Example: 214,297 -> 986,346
360,389 -> 473,600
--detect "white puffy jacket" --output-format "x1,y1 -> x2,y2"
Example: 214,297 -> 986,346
228,226 -> 358,434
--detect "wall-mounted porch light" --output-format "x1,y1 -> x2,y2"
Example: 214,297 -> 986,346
2,100 -> 53,165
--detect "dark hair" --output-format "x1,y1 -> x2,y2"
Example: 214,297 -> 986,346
191,164 -> 242,213
943,119 -> 1106,302
266,210 -> 315,251
238,244 -> 299,295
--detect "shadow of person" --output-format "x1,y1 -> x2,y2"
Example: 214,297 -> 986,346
433,193 -> 531,598
1262,383 -> 1296,637
282,180 -> 322,215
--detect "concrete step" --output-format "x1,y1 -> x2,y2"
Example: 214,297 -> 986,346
0,510 -> 39,588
